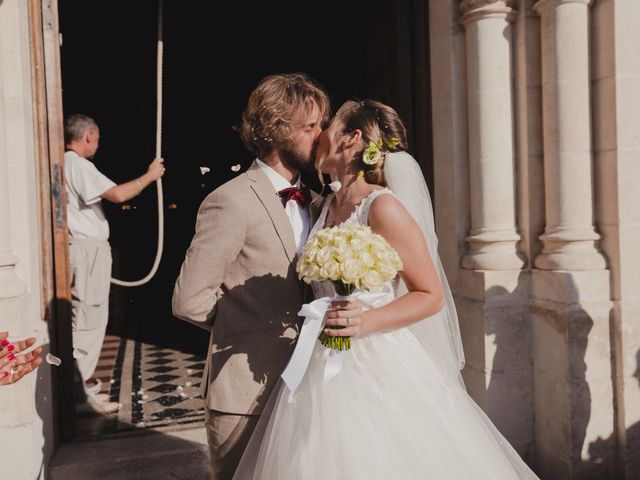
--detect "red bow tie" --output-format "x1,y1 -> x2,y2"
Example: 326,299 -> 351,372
278,186 -> 312,208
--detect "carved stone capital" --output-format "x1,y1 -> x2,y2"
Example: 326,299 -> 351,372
460,0 -> 516,26
533,0 -> 592,15
461,0 -> 512,11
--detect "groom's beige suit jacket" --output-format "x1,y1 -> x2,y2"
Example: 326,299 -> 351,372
172,161 -> 322,415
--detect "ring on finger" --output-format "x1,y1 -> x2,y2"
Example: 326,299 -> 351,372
346,317 -> 352,327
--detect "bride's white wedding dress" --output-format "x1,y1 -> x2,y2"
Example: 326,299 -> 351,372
234,189 -> 539,479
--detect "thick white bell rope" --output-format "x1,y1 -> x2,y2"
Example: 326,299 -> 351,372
111,0 -> 164,287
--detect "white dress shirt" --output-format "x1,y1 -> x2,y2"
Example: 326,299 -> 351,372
64,150 -> 116,240
256,159 -> 310,254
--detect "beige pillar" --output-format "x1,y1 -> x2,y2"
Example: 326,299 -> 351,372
0,1 -> 26,319
592,0 -> 640,477
0,2 -> 52,478
533,0 -> 606,270
0,16 -> 30,480
531,4 -> 615,478
454,1 -> 534,463
460,0 -> 523,271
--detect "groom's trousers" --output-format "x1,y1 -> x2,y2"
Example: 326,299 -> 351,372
205,407 -> 260,480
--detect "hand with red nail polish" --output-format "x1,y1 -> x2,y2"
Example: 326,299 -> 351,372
0,331 -> 43,386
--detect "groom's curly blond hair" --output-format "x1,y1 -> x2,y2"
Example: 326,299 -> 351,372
237,73 -> 330,158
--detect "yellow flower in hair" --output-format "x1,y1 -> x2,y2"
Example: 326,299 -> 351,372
362,141 -> 382,165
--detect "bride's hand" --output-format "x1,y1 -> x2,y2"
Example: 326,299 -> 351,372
324,299 -> 365,337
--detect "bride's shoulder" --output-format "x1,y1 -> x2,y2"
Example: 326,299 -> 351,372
367,190 -> 411,226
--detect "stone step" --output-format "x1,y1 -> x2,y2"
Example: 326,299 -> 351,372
49,427 -> 210,480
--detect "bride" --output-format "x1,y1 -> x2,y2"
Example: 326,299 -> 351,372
233,100 -> 540,479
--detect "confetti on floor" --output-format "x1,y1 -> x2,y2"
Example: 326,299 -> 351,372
76,336 -> 206,438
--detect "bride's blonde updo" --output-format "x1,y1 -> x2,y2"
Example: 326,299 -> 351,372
339,100 -> 408,186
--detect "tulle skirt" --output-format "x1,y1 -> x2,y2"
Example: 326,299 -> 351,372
234,327 -> 540,479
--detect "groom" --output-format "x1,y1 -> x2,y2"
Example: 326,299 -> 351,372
172,73 -> 329,479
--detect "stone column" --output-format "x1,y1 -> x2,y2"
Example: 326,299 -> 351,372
460,0 -> 523,271
0,2 -> 26,321
534,0 -> 606,270
592,0 -> 640,477
0,3 -> 45,480
456,0 -> 534,463
531,2 -> 615,478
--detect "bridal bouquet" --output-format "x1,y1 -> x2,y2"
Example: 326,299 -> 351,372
296,224 -> 403,350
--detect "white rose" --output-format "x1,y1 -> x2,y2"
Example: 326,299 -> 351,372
362,270 -> 384,290
358,251 -> 376,268
315,247 -> 333,265
320,260 -> 341,281
341,258 -> 362,285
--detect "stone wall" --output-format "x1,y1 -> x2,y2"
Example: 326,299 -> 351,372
0,1 -> 55,479
430,0 -> 640,478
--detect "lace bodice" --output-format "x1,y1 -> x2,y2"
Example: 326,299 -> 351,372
309,188 -> 398,299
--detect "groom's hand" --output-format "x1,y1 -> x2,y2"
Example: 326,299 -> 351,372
324,300 -> 364,337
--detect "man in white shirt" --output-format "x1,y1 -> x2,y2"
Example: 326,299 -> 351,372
64,114 -> 165,415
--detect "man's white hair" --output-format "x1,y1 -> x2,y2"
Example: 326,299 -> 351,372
64,114 -> 98,144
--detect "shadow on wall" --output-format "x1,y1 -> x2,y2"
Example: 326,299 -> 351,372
587,348 -> 640,478
484,278 -> 536,465
34,340 -> 52,479
483,274 -> 594,474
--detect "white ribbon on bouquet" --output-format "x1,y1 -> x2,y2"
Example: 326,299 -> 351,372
281,290 -> 392,393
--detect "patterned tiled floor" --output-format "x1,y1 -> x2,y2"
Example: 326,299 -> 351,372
76,335 -> 206,438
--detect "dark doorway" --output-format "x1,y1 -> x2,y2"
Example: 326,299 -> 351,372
57,0 -> 432,436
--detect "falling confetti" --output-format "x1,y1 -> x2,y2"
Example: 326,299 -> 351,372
72,347 -> 88,359
179,392 -> 187,398
186,369 -> 193,375
231,164 -> 241,172
137,400 -> 145,404
200,166 -> 210,175
110,379 -> 116,384
185,381 -> 192,387
46,353 -> 61,366
177,385 -> 184,391
142,394 -> 149,400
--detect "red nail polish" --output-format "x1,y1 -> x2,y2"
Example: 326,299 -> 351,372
7,344 -> 14,351
1,340 -> 8,347
8,354 -> 15,361
1,371 -> 7,377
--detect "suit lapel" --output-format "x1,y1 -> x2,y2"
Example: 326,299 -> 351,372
247,161 -> 297,262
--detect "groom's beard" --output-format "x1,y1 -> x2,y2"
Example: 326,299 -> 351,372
281,145 -> 316,173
